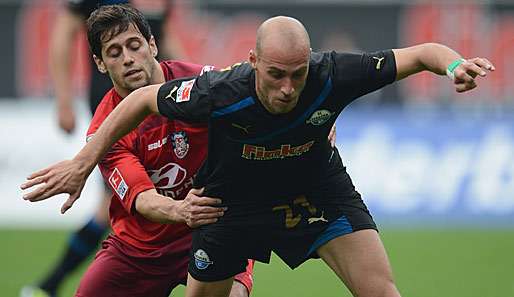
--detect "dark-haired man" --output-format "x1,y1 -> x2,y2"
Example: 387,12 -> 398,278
23,5 -> 252,297
22,1 -> 180,296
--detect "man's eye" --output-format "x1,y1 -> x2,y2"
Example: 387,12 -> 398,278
130,42 -> 141,50
270,72 -> 283,79
292,71 -> 306,80
109,51 -> 120,58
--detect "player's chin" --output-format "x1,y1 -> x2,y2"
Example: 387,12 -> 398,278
126,79 -> 149,91
275,99 -> 297,113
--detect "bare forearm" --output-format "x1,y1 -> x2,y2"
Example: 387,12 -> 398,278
74,85 -> 160,175
135,187 -> 225,227
49,10 -> 83,107
135,189 -> 181,224
393,43 -> 461,80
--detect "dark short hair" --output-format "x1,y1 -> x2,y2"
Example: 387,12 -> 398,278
86,4 -> 152,58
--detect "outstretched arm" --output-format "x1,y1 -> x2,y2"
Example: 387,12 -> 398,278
21,84 -> 161,212
393,43 -> 495,92
49,7 -> 84,134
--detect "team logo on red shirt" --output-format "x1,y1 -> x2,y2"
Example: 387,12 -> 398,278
171,131 -> 190,159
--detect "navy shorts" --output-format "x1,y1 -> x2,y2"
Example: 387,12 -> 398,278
189,168 -> 377,282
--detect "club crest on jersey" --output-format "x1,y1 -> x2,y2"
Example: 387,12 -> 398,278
170,131 -> 189,159
306,109 -> 334,126
194,249 -> 213,270
175,79 -> 195,103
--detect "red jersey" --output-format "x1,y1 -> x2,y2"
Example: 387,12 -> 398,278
87,61 -> 212,255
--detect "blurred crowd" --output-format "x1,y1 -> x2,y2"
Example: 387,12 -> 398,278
3,0 -> 514,108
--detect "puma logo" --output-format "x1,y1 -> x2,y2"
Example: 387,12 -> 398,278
165,86 -> 178,100
308,211 -> 328,224
373,56 -> 385,70
232,123 -> 251,134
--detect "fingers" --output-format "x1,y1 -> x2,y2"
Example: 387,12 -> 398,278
189,187 -> 204,196
194,197 -> 223,206
183,204 -> 225,228
26,167 -> 52,181
452,57 -> 494,93
22,184 -> 50,201
454,68 -> 476,84
61,193 -> 79,214
190,218 -> 219,228
192,208 -> 225,218
186,188 -> 222,206
20,175 -> 47,190
456,81 -> 477,93
468,57 -> 495,71
328,124 -> 336,147
464,62 -> 487,78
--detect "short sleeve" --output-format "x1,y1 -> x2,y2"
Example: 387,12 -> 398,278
156,74 -> 212,123
330,50 -> 397,101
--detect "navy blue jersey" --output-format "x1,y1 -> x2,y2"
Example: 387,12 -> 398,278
157,50 -> 396,207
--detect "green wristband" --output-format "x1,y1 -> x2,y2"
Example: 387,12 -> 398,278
446,58 -> 465,80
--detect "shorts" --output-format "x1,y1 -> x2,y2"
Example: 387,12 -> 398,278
76,235 -> 254,297
189,167 -> 377,282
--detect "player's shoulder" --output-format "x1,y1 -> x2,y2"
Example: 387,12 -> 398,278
205,62 -> 254,107
309,51 -> 363,72
161,60 -> 214,79
90,88 -> 120,125
208,62 -> 252,86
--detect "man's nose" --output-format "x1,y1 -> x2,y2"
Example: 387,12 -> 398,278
280,78 -> 295,96
123,48 -> 135,65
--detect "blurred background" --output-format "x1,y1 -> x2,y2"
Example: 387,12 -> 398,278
1,0 -> 513,296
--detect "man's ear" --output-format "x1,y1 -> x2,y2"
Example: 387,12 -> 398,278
248,49 -> 257,69
149,35 -> 158,57
93,54 -> 107,74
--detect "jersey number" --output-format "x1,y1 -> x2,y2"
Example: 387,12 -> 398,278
272,196 -> 317,229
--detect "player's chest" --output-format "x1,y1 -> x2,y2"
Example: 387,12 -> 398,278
219,103 -> 337,143
135,120 -> 208,171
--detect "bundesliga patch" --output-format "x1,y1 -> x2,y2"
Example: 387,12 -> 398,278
200,65 -> 215,75
194,249 -> 213,270
170,131 -> 189,159
306,109 -> 333,126
108,168 -> 128,200
175,79 -> 195,103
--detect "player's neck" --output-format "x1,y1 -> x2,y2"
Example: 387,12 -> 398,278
149,59 -> 165,85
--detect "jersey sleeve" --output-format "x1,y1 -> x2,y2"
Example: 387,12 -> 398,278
88,97 -> 154,214
156,73 -> 212,123
98,143 -> 155,213
330,50 -> 397,102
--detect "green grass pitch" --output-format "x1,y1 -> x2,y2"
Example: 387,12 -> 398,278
2,228 -> 513,297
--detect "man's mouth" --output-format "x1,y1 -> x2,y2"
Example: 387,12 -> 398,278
125,69 -> 142,77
